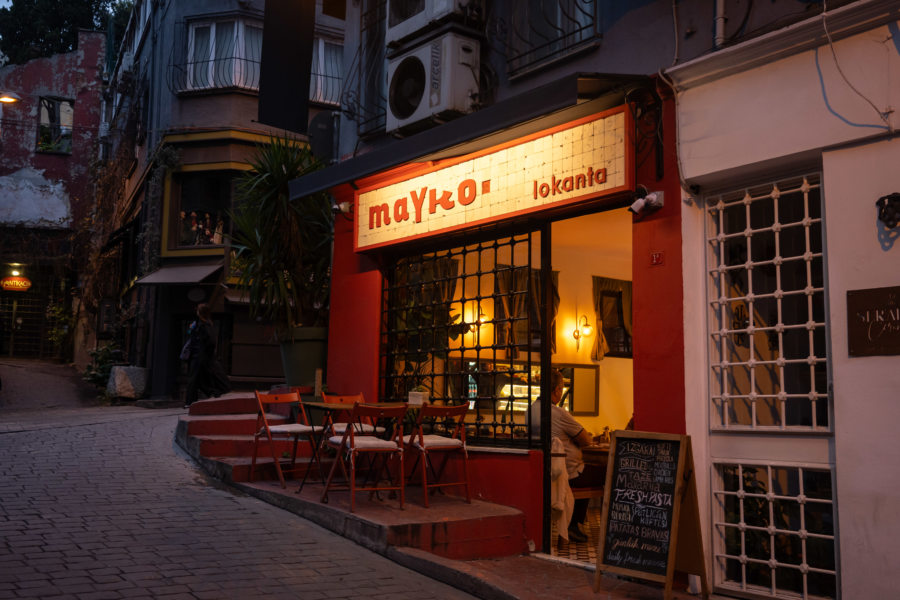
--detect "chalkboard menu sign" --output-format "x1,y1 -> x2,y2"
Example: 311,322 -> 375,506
594,431 -> 709,600
602,436 -> 680,575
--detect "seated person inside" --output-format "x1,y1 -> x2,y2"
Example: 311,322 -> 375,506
529,369 -> 605,543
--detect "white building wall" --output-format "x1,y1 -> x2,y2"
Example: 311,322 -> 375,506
675,20 -> 899,185
670,14 -> 900,599
822,137 -> 900,600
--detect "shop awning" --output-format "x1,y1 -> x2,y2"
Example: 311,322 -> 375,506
289,72 -> 649,200
136,262 -> 223,285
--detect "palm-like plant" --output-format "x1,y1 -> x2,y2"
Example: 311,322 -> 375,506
229,137 -> 333,338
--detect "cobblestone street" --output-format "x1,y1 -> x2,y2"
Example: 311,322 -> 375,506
0,360 -> 476,600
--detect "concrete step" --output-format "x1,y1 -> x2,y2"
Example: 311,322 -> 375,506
190,433 -> 317,459
201,456 -> 324,484
187,394 -> 258,415
183,413 -> 283,436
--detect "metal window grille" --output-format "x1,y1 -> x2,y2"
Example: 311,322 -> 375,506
381,231 -> 542,447
706,174 -> 830,432
341,0 -> 386,137
169,19 -> 262,93
504,0 -> 601,77
712,462 -> 837,599
310,39 -> 343,106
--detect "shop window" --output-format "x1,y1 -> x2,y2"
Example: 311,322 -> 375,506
172,171 -> 234,248
381,231 -> 545,447
706,174 -> 830,432
310,38 -> 343,106
505,0 -> 600,77
187,19 -> 262,90
713,462 -> 836,598
591,276 -> 632,359
36,97 -> 74,153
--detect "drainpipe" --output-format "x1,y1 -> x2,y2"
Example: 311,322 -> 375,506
715,0 -> 726,49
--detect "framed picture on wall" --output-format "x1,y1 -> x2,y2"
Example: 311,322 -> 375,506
556,363 -> 599,416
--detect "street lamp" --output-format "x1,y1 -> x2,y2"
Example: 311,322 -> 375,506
0,91 -> 21,103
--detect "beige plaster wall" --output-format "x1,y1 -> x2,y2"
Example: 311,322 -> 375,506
823,137 -> 900,600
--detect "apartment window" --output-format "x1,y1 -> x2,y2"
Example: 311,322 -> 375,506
706,175 -> 829,432
188,19 -> 262,90
310,39 -> 343,105
36,97 -> 74,154
713,462 -> 836,598
172,171 -> 234,248
507,0 -> 600,76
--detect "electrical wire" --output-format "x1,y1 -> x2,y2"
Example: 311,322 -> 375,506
670,0 -> 680,67
821,1 -> 891,130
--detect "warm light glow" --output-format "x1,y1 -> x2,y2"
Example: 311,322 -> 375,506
467,304 -> 488,332
0,91 -> 21,103
10,270 -> 20,276
573,314 -> 592,350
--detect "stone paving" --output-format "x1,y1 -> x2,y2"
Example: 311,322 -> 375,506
0,360 -> 477,600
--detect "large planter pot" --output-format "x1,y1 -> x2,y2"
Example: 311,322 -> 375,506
279,326 -> 327,387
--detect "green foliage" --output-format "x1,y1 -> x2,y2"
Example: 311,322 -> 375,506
229,137 -> 333,336
0,0 -> 130,65
45,300 -> 74,347
83,342 -> 123,388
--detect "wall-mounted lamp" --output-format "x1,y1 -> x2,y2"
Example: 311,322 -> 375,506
11,270 -> 20,276
876,192 -> 900,229
468,307 -> 487,332
572,314 -> 593,350
0,91 -> 21,103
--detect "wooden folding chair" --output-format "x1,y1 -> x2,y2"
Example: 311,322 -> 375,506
404,402 -> 471,507
320,392 -> 383,436
321,402 -> 408,512
250,390 -> 323,489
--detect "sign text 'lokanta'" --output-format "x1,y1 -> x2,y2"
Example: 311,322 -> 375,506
355,107 -> 631,251
1,276 -> 32,291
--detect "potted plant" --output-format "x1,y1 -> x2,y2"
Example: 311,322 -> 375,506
229,136 -> 333,386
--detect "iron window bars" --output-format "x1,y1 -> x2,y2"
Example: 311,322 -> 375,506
706,174 -> 830,432
381,231 -> 544,447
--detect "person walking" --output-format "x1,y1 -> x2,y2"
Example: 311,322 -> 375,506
184,303 -> 231,407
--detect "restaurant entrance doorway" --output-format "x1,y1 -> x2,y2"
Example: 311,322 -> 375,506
544,207 -> 634,562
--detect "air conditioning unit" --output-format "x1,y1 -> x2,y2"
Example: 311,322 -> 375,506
386,32 -> 479,133
386,0 -> 467,47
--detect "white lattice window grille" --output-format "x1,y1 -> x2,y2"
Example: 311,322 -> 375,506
713,462 -> 836,599
706,175 -> 830,432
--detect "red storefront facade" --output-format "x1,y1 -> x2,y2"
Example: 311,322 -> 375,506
299,79 -> 686,553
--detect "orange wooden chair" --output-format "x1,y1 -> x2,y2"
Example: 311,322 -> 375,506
321,402 -> 408,512
250,390 -> 323,489
320,392 -> 383,436
404,402 -> 471,507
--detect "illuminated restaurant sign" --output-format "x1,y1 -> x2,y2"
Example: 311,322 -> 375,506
1,276 -> 32,291
355,107 -> 633,251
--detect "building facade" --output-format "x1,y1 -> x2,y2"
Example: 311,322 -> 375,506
290,1 -> 898,598
94,0 -> 344,400
0,30 -> 106,362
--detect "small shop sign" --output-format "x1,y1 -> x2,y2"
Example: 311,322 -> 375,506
355,106 -> 632,251
847,285 -> 900,356
1,276 -> 32,291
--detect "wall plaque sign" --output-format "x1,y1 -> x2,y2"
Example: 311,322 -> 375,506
354,106 -> 633,251
847,285 -> 900,356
